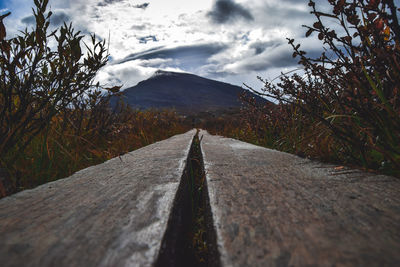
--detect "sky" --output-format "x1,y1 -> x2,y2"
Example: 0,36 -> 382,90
0,0 -> 333,90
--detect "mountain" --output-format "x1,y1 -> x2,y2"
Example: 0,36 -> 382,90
111,70 -> 268,113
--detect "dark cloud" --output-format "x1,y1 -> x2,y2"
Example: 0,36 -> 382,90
21,11 -> 70,26
97,1 -> 149,8
207,0 -> 253,24
120,43 -> 227,62
247,52 -> 297,71
138,35 -> 158,44
118,43 -> 228,72
280,0 -> 305,3
134,3 -> 149,9
50,12 -> 71,26
21,15 -> 35,25
250,41 -> 279,55
97,0 -> 124,6
239,43 -> 324,72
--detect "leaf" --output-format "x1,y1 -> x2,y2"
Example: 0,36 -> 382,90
313,22 -> 323,29
0,11 -> 11,20
13,96 -> 20,108
383,26 -> 390,41
305,28 -> 314,38
0,21 -> 6,41
342,36 -> 352,43
71,39 -> 81,61
361,64 -> 392,114
375,19 -> 384,31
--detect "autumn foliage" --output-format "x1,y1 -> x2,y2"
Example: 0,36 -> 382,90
237,0 -> 400,176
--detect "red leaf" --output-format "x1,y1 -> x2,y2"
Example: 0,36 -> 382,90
313,22 -> 323,29
337,0 -> 345,9
375,19 -> 384,31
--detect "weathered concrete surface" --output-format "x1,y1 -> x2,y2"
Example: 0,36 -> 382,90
0,129 -> 196,267
200,130 -> 400,267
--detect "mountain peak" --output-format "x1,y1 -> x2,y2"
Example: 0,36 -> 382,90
114,71 -> 268,114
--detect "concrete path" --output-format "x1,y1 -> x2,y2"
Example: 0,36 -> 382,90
200,130 -> 400,266
0,129 -> 196,267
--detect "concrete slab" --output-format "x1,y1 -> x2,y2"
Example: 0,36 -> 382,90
0,129 -> 196,267
200,130 -> 400,267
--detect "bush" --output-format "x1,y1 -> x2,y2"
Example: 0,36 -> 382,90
245,0 -> 400,176
0,0 -> 110,168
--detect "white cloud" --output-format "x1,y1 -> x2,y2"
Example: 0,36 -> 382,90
96,61 -> 156,89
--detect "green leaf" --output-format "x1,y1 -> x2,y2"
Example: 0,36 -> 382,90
361,64 -> 393,113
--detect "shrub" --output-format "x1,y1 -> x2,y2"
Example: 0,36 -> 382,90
0,0 -> 110,168
245,0 -> 400,176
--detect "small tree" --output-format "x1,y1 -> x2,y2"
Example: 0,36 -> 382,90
0,0 -> 109,165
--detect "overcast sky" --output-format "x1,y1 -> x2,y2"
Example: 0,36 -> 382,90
0,0 -> 332,90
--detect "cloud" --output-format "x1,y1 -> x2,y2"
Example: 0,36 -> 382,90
250,40 -> 279,55
21,11 -> 70,27
138,35 -> 158,44
5,0 -> 338,90
20,15 -> 34,25
131,24 -> 147,30
97,61 -> 155,89
207,0 -> 253,24
223,37 -> 325,74
97,0 -> 124,7
97,1 -> 149,9
134,3 -> 150,9
97,61 -> 185,89
121,43 -> 227,61
118,43 -> 229,72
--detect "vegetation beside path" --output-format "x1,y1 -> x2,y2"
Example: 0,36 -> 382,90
207,0 -> 400,178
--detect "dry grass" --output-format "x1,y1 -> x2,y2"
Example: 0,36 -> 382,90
1,105 -> 190,195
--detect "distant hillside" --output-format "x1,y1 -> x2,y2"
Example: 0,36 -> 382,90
111,70 -> 268,113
